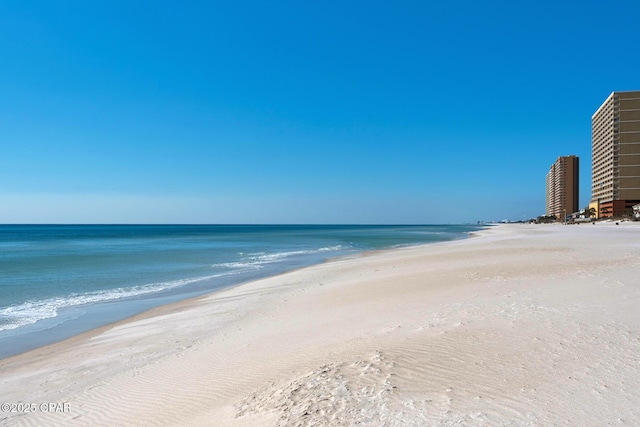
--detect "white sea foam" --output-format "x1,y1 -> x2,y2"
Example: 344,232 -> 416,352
0,271 -> 241,332
211,245 -> 347,270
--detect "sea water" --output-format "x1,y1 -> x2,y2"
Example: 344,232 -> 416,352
0,224 -> 482,358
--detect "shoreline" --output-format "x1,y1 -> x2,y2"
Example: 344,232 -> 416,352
0,228 -> 483,362
2,223 -> 640,426
0,225 -> 482,360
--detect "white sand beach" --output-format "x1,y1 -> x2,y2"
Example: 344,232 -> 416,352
2,223 -> 640,426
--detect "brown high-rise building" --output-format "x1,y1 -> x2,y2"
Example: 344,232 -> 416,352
546,155 -> 579,220
591,91 -> 640,217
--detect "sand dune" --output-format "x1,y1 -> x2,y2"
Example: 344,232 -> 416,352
2,223 -> 640,426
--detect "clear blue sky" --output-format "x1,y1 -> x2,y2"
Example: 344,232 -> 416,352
1,1 -> 639,224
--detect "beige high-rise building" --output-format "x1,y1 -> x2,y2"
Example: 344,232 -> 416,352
546,155 -> 579,219
591,91 -> 640,217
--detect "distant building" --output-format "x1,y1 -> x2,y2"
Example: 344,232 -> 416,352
591,91 -> 640,218
546,155 -> 579,220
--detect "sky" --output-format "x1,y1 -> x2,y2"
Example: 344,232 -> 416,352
1,1 -> 639,224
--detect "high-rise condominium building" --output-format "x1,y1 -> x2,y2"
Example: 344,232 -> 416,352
591,91 -> 640,217
546,155 -> 579,219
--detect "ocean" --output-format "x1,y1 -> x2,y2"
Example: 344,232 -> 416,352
0,224 -> 482,358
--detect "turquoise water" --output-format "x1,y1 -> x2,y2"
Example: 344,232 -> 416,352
0,224 -> 482,358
